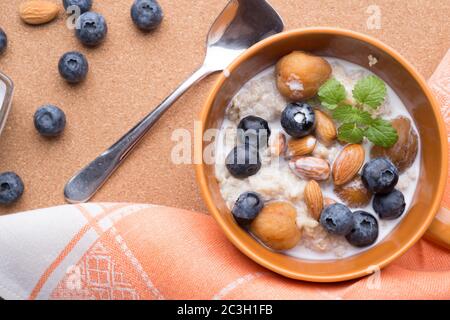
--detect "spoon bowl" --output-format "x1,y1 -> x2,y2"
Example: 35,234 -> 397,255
205,0 -> 284,71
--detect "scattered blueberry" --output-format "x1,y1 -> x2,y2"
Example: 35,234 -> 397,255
226,144 -> 261,178
237,115 -> 271,149
362,158 -> 399,194
75,12 -> 107,46
0,28 -> 7,55
232,192 -> 264,226
281,102 -> 315,138
34,105 -> 66,137
58,51 -> 89,83
346,211 -> 379,247
373,189 -> 406,220
131,0 -> 163,31
320,203 -> 354,236
0,172 -> 24,205
63,0 -> 93,14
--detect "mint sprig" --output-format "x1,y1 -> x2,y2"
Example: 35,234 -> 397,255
365,119 -> 398,147
338,123 -> 364,144
352,75 -> 386,108
318,76 -> 398,148
317,78 -> 346,109
332,105 -> 372,125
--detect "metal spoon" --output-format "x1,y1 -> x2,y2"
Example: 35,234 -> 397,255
64,0 -> 284,203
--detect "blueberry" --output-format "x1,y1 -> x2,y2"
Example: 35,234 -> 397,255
346,211 -> 379,247
0,172 -> 24,205
320,203 -> 354,236
237,115 -> 271,148
131,0 -> 163,31
362,158 -> 399,194
75,12 -> 107,46
373,189 -> 406,220
34,105 -> 66,137
232,192 -> 264,226
63,0 -> 92,14
58,51 -> 89,83
226,144 -> 261,178
0,27 -> 7,55
281,102 -> 315,138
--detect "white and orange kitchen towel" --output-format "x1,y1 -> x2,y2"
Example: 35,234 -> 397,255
0,50 -> 449,300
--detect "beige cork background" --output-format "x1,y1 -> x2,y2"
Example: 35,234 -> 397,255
0,0 -> 449,215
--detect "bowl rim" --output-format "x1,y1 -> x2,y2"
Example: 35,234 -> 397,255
195,27 -> 448,282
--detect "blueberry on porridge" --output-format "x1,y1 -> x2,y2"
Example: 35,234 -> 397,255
232,191 -> 264,226
373,189 -> 406,220
216,51 -> 420,260
346,211 -> 379,247
225,144 -> 261,178
237,115 -> 271,148
281,102 -> 315,138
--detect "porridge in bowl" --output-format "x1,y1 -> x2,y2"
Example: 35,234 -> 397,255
215,51 -> 420,260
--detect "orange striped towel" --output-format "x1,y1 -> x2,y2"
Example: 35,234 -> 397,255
0,50 -> 449,300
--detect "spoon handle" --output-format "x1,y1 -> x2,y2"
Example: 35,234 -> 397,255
64,65 -> 213,203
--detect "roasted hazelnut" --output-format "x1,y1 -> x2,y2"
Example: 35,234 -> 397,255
334,175 -> 372,208
276,51 -> 332,101
250,201 -> 301,250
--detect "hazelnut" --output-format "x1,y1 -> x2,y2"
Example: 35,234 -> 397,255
250,201 -> 301,250
371,117 -> 418,172
276,51 -> 332,101
334,175 -> 372,208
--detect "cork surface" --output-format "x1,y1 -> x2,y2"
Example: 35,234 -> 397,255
0,0 -> 448,214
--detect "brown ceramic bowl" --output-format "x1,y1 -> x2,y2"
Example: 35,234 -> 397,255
195,28 -> 448,282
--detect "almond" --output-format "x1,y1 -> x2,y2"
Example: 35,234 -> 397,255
269,132 -> 287,157
304,180 -> 323,220
289,156 -> 330,181
315,110 -> 337,146
19,0 -> 59,25
332,144 -> 365,186
287,135 -> 317,158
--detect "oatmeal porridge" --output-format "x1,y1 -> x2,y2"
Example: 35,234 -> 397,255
215,51 -> 420,260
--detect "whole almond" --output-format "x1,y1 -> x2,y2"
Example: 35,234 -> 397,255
304,180 -> 323,220
269,132 -> 287,157
289,156 -> 330,181
287,135 -> 317,158
315,110 -> 337,146
332,144 -> 365,186
19,1 -> 59,25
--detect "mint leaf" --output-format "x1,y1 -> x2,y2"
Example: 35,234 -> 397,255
321,102 -> 339,110
352,75 -> 386,108
318,78 -> 346,109
332,105 -> 373,125
337,123 -> 364,144
365,119 -> 398,147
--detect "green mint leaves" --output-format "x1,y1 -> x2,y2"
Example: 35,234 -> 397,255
317,78 -> 346,109
364,119 -> 399,148
332,105 -> 372,125
352,75 -> 387,108
318,75 -> 398,147
338,123 -> 364,144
